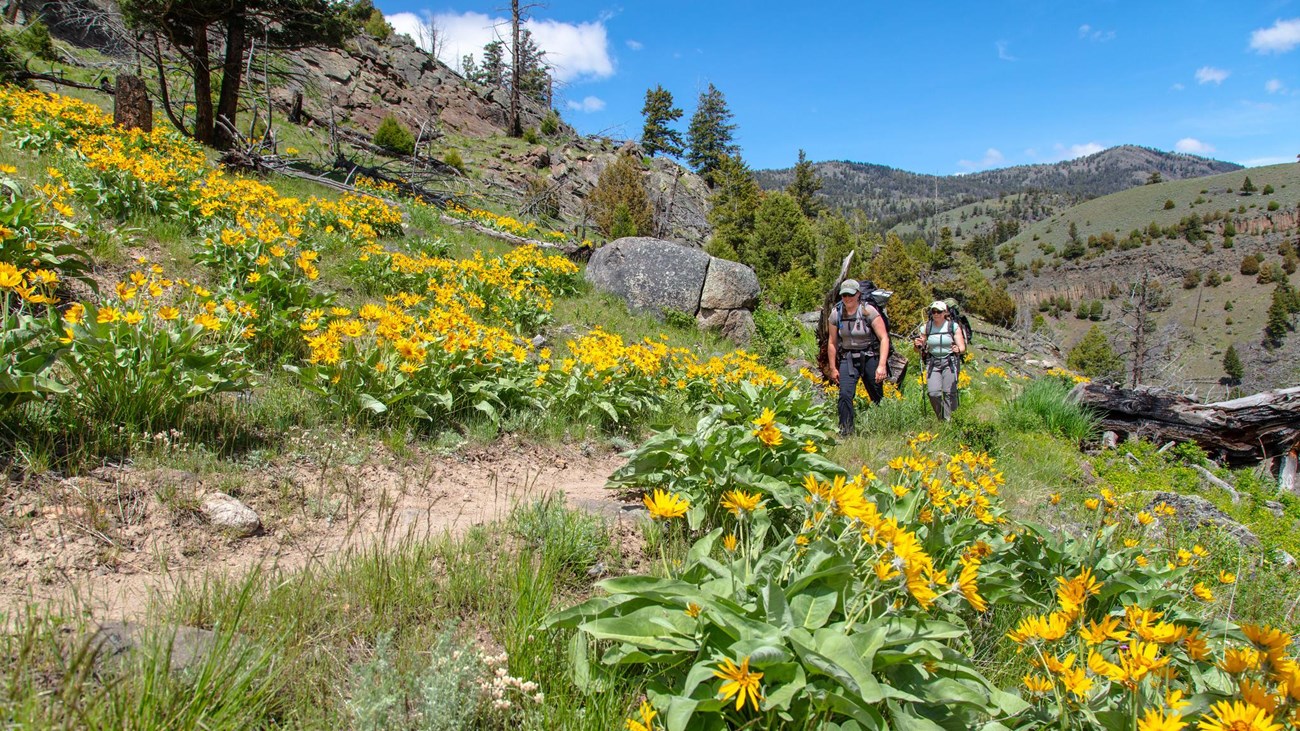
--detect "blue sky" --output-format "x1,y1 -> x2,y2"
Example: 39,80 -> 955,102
379,1 -> 1300,175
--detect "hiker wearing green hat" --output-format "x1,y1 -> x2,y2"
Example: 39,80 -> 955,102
827,278 -> 890,436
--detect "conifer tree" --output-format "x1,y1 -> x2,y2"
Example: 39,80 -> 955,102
866,234 -> 928,329
747,191 -> 814,280
705,154 -> 761,261
786,149 -> 824,219
1068,325 -> 1123,380
1222,344 -> 1243,384
590,152 -> 653,238
640,85 -> 684,158
1264,283 -> 1296,348
686,84 -> 738,185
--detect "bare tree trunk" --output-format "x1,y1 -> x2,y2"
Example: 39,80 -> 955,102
113,74 -> 152,132
190,22 -> 214,145
509,0 -> 522,137
215,12 -> 247,151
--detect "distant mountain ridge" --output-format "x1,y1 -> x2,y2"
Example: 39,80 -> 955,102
755,145 -> 1242,229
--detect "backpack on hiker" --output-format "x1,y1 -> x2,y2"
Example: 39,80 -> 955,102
832,283 -> 910,391
944,298 -> 974,350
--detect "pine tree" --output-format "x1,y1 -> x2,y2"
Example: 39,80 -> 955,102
640,85 -> 684,158
1264,282 -> 1298,348
1222,344 -> 1243,384
1241,176 -> 1257,195
866,234 -> 928,329
686,84 -> 738,185
747,191 -> 814,280
590,152 -> 653,239
704,154 -> 761,261
515,29 -> 551,106
785,149 -> 824,219
1068,325 -> 1123,380
477,40 -> 506,87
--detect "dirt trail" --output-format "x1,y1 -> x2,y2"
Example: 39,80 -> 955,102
0,438 -> 633,621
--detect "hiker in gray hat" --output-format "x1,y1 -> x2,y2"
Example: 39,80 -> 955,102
827,279 -> 890,436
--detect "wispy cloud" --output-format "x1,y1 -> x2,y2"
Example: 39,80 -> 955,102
1171,82 -> 1185,91
958,148 -> 1006,170
388,10 -> 614,82
1249,18 -> 1300,54
1265,78 -> 1286,94
1243,155 -> 1297,166
1175,137 -> 1215,154
565,96 -> 606,113
1195,66 -> 1230,85
1053,142 -> 1105,160
1078,24 -> 1115,42
995,41 -> 1016,61
625,39 -> 643,51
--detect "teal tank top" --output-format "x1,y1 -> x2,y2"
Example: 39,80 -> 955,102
925,319 -> 956,359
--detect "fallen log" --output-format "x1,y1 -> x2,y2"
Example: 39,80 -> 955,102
1072,383 -> 1300,467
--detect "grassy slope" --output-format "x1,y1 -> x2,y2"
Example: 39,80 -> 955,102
1007,163 -> 1300,255
6,48 -> 1300,727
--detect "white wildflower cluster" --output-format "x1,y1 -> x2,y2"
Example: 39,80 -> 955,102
478,651 -> 544,712
135,428 -> 190,453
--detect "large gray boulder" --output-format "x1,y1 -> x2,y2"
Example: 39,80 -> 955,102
585,237 -> 760,343
586,238 -> 712,316
700,258 -> 759,310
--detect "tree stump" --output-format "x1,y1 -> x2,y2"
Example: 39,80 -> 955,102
288,90 -> 304,124
113,75 -> 152,133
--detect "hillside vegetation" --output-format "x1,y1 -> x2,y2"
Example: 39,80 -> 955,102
755,145 -> 1241,231
2,78 -> 1300,731
3,7 -> 1300,729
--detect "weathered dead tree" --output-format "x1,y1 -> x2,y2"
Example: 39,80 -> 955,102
1073,383 -> 1300,467
814,251 -> 855,382
113,74 -> 152,132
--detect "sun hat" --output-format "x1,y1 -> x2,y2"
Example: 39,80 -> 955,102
929,300 -> 948,313
838,279 -> 861,296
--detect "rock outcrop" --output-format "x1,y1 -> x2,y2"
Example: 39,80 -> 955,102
585,238 -> 759,342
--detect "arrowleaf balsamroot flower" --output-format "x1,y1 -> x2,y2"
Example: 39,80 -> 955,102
1135,707 -> 1185,731
713,656 -> 764,712
1196,700 -> 1283,731
643,489 -> 688,520
720,489 -> 763,516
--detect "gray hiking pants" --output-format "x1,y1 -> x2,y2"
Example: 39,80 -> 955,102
926,357 -> 960,422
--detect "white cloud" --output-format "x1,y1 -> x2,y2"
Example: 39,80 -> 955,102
958,148 -> 1006,170
1195,66 -> 1230,85
1078,24 -> 1115,42
527,18 -> 614,82
1171,82 -> 1185,91
389,10 -> 614,83
1265,78 -> 1286,93
1249,17 -> 1300,54
1051,142 -> 1105,160
1175,137 -> 1215,154
995,41 -> 1017,61
1243,155 -> 1297,166
565,96 -> 606,113
626,39 -> 643,51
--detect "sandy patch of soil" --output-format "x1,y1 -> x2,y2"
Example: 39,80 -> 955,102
0,436 -> 637,621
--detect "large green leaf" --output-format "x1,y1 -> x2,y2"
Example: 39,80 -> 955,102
578,606 -> 698,651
